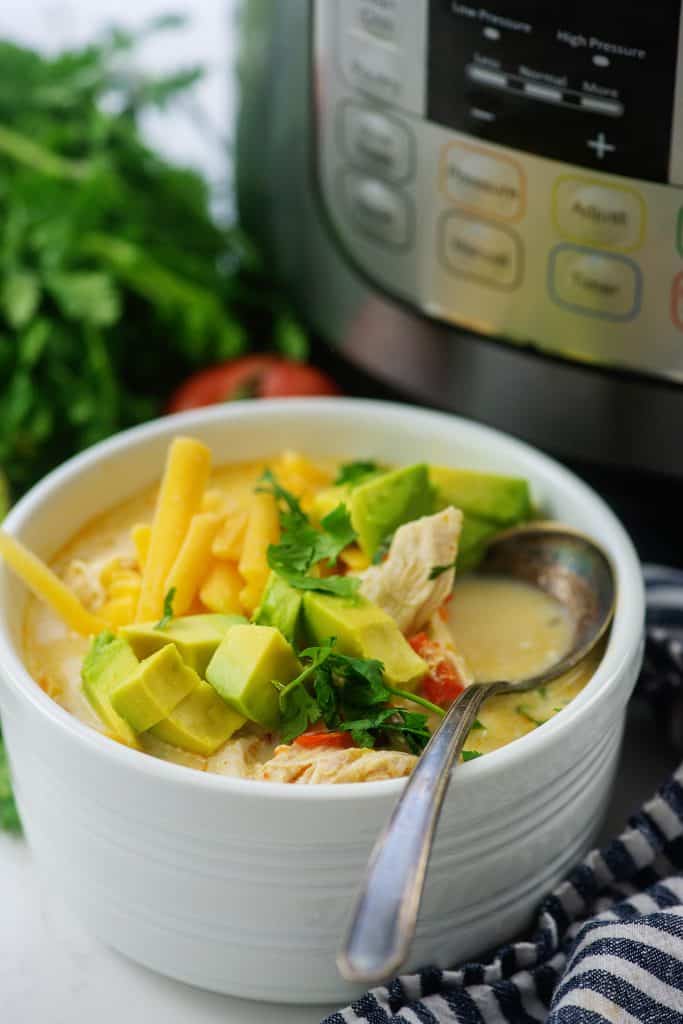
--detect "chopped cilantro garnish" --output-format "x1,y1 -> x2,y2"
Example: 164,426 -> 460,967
470,719 -> 485,731
334,461 -> 379,487
155,587 -> 176,630
258,469 -> 359,597
462,750 -> 482,761
537,686 -> 548,699
0,724 -> 20,833
272,641 -> 435,754
428,560 -> 457,580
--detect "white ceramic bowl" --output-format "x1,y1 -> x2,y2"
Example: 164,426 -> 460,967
0,400 -> 644,1005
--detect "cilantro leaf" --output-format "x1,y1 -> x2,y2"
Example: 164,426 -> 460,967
462,750 -> 482,762
429,561 -> 457,580
276,684 -> 322,744
268,565 -> 361,599
316,504 -> 357,565
516,704 -> 546,727
372,532 -> 394,565
470,718 -> 485,731
155,587 -> 176,630
257,469 -> 307,527
334,461 -> 379,487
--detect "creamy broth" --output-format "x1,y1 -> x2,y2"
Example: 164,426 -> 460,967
449,575 -> 601,756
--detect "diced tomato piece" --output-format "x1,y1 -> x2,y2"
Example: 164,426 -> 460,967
294,730 -> 353,750
409,632 -> 433,657
421,656 -> 465,708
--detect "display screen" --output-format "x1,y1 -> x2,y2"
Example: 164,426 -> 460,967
427,1 -> 681,182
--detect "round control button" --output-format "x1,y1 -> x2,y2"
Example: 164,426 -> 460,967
549,245 -> 641,320
439,211 -> 523,290
339,103 -> 414,183
343,172 -> 412,247
442,143 -> 525,222
553,177 -> 646,252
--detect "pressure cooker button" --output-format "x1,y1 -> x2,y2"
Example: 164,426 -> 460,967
353,0 -> 402,42
340,103 -> 414,183
553,178 -> 645,252
343,173 -> 412,247
341,35 -> 402,105
549,245 -> 641,321
439,212 -> 522,290
442,143 -> 525,222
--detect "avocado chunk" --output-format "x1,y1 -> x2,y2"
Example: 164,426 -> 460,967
310,484 -> 353,524
302,592 -> 427,690
430,466 -> 531,525
121,613 -> 246,676
150,681 -> 246,756
457,514 -> 502,573
205,624 -> 301,729
81,631 -> 140,746
253,572 -> 304,645
350,464 -> 435,558
111,643 -> 201,732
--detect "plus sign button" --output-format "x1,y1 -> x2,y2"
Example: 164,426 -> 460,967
587,132 -> 616,160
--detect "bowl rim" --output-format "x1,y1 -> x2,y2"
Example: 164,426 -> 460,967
0,398 -> 645,803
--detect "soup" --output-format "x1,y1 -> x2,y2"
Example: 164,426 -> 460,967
18,439 -> 603,784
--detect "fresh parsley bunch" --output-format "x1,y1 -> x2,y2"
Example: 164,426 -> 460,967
0,17 -> 306,497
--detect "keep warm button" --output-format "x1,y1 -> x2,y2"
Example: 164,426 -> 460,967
439,212 -> 523,291
549,245 -> 642,321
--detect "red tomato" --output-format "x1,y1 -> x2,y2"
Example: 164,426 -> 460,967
410,631 -> 465,709
421,661 -> 465,709
167,355 -> 341,413
294,730 -> 353,750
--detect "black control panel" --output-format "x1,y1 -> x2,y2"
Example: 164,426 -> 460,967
427,1 -> 680,183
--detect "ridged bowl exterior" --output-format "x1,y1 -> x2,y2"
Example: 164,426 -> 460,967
0,401 -> 645,1004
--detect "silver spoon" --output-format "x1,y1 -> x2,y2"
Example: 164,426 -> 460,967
338,522 -> 616,984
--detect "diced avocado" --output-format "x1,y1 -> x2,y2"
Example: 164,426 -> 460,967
350,464 -> 435,557
310,484 -> 352,524
81,631 -> 140,746
206,624 -> 301,729
111,643 -> 201,733
302,592 -> 427,690
253,572 -> 304,646
121,613 -> 246,676
150,681 -> 246,756
430,466 -> 531,525
458,514 -> 501,573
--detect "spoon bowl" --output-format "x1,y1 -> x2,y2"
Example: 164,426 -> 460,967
338,522 -> 616,984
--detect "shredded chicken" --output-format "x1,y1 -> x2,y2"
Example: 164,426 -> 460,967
208,736 -> 274,778
358,507 -> 463,635
257,744 -> 416,784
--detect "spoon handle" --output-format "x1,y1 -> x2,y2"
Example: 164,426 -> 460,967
338,681 -> 508,984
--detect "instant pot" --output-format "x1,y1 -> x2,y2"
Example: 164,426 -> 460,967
237,1 -> 683,478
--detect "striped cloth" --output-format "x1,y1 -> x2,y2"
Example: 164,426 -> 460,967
324,565 -> 683,1024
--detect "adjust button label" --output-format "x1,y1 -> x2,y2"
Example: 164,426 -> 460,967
553,176 -> 646,252
439,211 -> 523,290
548,245 -> 642,321
441,142 -> 525,222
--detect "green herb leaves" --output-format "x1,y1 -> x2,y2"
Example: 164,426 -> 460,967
155,587 -> 176,630
462,750 -> 482,762
258,470 -> 360,598
274,641 -> 434,754
0,723 -> 20,833
334,461 -> 379,487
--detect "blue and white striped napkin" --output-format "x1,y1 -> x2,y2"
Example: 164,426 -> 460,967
324,566 -> 683,1023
